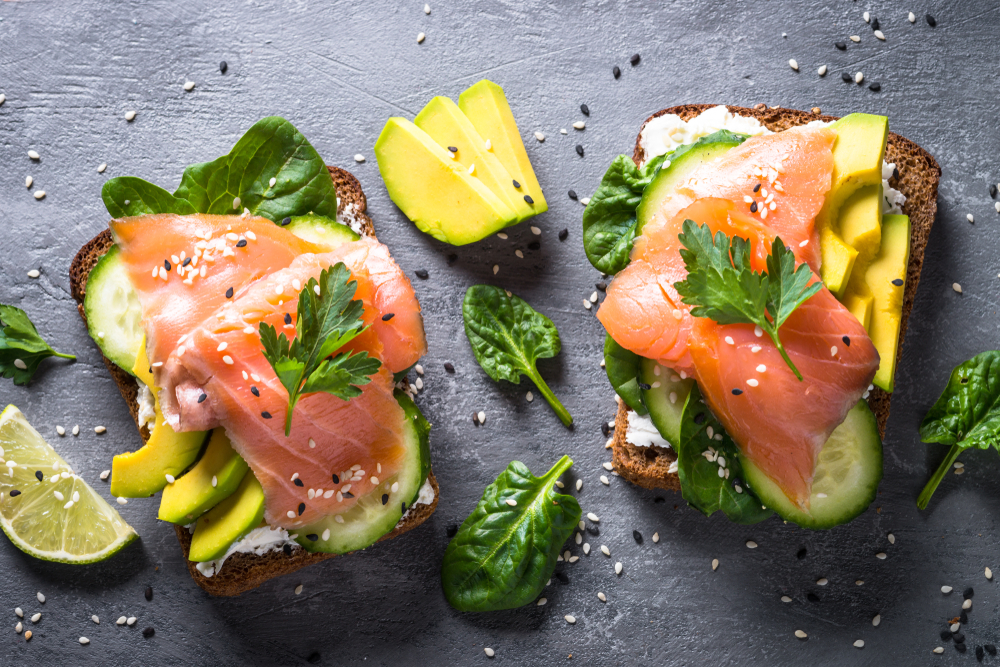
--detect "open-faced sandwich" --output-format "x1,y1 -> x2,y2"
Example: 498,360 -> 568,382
584,104 -> 939,528
69,117 -> 437,595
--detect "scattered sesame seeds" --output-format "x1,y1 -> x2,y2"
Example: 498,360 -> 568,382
788,59 -> 799,71
613,65 -> 621,78
942,585 -> 953,594
817,578 -> 829,586
31,612 -> 41,622
967,213 -> 975,223
963,599 -> 972,610
416,32 -> 425,43
183,80 -> 195,91
615,562 -> 623,575
575,145 -> 584,157
781,595 -> 792,603
0,94 -> 4,106
874,30 -> 885,40
424,3 -> 430,13
28,150 -> 40,160
564,615 -> 576,624
484,647 -> 495,657
587,512 -> 599,522
125,110 -> 136,121
630,53 -> 640,65
165,474 -> 175,484
25,175 -> 33,189
746,540 -> 758,549
986,567 -> 993,580
850,35 -> 861,42
117,497 -> 127,505
795,630 -> 808,639
746,379 -> 759,388
534,131 -> 545,142
575,479 -> 583,491
875,552 -> 887,560
294,584 -> 303,595
855,71 -> 864,83
953,283 -> 963,294
33,190 -> 46,200
926,13 -> 936,26
536,597 -> 547,606
854,640 -> 864,648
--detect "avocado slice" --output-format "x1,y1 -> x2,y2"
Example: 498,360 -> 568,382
863,214 -> 910,392
285,214 -> 359,250
414,96 -> 534,222
158,429 -> 250,524
843,291 -> 874,331
110,339 -> 208,498
839,183 -> 883,259
458,80 -> 548,220
189,470 -> 265,562
374,117 -> 517,245
816,113 -> 888,297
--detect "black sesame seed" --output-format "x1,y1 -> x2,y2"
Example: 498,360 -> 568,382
198,393 -> 207,404
182,257 -> 191,266
524,194 -> 534,204
796,547 -> 807,559
807,592 -> 820,602
342,492 -> 354,499
842,72 -> 852,82
871,17 -> 879,31
236,238 -> 247,248
444,362 -> 455,373
381,494 -> 389,505
586,525 -> 600,536
281,217 -> 291,226
835,41 -> 847,50
632,530 -> 643,544
142,627 -> 155,639
381,313 -> 395,322
955,632 -> 966,644
568,190 -> 578,200
282,312 -> 291,325
750,201 -> 758,213
977,645 -> 984,661
985,644 -> 996,656
34,470 -> 42,482
294,479 -> 304,487
753,183 -> 761,193
9,490 -> 19,497
226,287 -> 234,299
446,524 -> 458,537
297,502 -> 305,516
630,53 -> 640,66
251,386 -> 259,397
694,412 -> 707,425
527,241 -> 540,250
942,630 -> 953,641
601,422 -> 612,437
415,269 -> 429,279
638,382 -> 651,390
991,184 -> 998,198
575,144 -> 584,157
164,259 -> 172,271
869,82 -> 881,92
893,167 -> 899,180
401,502 -> 407,513
957,643 -> 967,653
472,411 -> 479,426
306,533 -> 318,542
447,146 -> 458,153
558,229 -> 569,241
891,278 -> 904,286
580,104 -> 590,116
262,411 -> 272,419
842,335 -> 851,347
926,13 -> 936,26
145,586 -> 153,601
731,388 -> 743,395
331,473 -> 339,484
961,611 -> 969,624
555,571 -> 569,584
282,544 -> 292,556
613,65 -> 621,79
596,281 -> 607,291
654,496 -> 665,503
446,253 -> 458,264
307,652 -> 322,664
964,587 -> 975,599
512,180 -> 521,189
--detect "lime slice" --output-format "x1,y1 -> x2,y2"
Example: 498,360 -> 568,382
0,405 -> 138,563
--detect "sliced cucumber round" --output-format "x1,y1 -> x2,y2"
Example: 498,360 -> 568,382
295,390 -> 431,554
83,245 -> 144,375
741,401 -> 882,530
285,214 -> 360,250
639,357 -> 695,446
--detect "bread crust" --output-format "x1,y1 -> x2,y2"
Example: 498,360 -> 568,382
68,166 -> 438,596
613,104 -> 940,492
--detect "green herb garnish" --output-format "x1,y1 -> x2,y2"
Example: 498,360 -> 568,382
917,351 -> 1000,509
0,305 -> 75,385
259,263 -> 382,435
674,219 -> 822,381
462,285 -> 572,426
441,456 -> 581,612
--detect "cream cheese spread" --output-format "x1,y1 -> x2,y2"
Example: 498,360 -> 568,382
135,379 -> 157,434
625,411 -> 671,449
194,525 -> 300,578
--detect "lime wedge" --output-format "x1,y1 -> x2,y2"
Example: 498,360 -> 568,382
0,405 -> 138,563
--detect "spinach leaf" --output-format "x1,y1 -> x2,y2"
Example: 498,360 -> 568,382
917,351 -> 1000,509
0,305 -> 75,385
603,333 -> 647,415
441,456 -> 581,612
101,117 -> 340,224
462,285 -> 572,426
582,153 -> 666,275
674,382 -> 772,524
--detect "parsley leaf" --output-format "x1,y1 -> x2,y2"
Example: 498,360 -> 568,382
0,304 -> 75,385
674,219 -> 822,381
259,263 -> 382,435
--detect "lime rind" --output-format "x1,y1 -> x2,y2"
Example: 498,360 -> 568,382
0,405 -> 138,564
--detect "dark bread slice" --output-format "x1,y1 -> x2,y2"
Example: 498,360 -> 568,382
613,104 -> 940,492
69,166 -> 439,596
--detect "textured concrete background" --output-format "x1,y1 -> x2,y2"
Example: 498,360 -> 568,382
1,0 -> 998,664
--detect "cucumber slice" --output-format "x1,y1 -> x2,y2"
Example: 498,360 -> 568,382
741,400 -> 882,530
295,390 -> 431,554
285,214 -> 360,249
635,130 -> 747,236
603,334 -> 646,415
639,357 -> 695,445
83,245 -> 144,374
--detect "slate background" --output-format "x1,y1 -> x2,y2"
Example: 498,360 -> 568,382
1,0 -> 998,664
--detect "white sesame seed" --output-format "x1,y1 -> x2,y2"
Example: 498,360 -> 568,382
124,110 -> 136,121
232,196 -> 241,210
14,608 -> 22,618
950,622 -> 960,633
31,613 -> 41,623
222,355 -> 234,365
850,35 -> 861,42
794,630 -> 807,639
746,540 -> 758,549
781,595 -> 792,603
587,512 -> 599,523
536,597 -> 547,606
963,598 -> 973,610
967,213 -> 975,223
583,543 -> 590,555
294,584 -> 304,595
424,3 -> 430,13
72,425 -> 79,436
25,175 -> 33,188
864,11 -> 870,22
573,121 -> 586,130
941,585 -> 953,594
117,497 -> 127,505
871,614 -> 881,626
933,647 -> 944,654
0,94 -> 4,106
564,614 -> 576,624
33,190 -> 46,200
953,283 -> 963,294
164,474 -> 175,484
79,637 -> 90,645
817,578 -> 828,586
15,622 -> 21,634
505,498 -> 517,507
746,379 -> 759,387
580,197 -> 590,205
575,479 -> 583,491
614,562 -> 622,575
416,32 -> 425,43
874,29 -> 885,40
652,532 -> 659,543
64,500 -> 74,509
13,358 -> 27,370
28,150 -> 40,160
183,81 -> 195,91
909,12 -> 916,22
116,616 -> 126,625
534,131 -> 545,142
854,639 -> 864,648
855,71 -> 864,83
484,647 -> 495,657
478,411 -> 486,424
788,59 -> 799,71
127,617 -> 136,626
54,491 -> 65,501
94,425 -> 107,434
754,325 -> 763,338
600,544 -> 610,556
875,552 -> 886,559
492,264 -> 499,275
526,391 -> 534,402
817,65 -> 828,76
95,162 -> 106,174
725,336 -> 735,345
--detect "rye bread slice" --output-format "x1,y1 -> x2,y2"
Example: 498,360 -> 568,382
612,104 -> 940,492
69,166 -> 439,596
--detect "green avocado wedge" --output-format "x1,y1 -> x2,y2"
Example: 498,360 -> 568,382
189,471 -> 266,562
158,430 -> 250,525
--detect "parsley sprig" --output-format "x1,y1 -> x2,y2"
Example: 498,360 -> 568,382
673,219 -> 822,381
259,263 -> 382,435
0,304 -> 76,385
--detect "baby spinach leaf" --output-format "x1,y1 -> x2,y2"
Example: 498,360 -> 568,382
462,285 -> 572,426
603,333 -> 647,415
441,456 -> 581,612
101,117 -> 339,224
0,305 -> 75,385
674,382 -> 772,524
582,153 -> 666,275
917,351 -> 1000,509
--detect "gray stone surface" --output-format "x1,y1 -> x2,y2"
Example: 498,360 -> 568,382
0,0 -> 997,664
